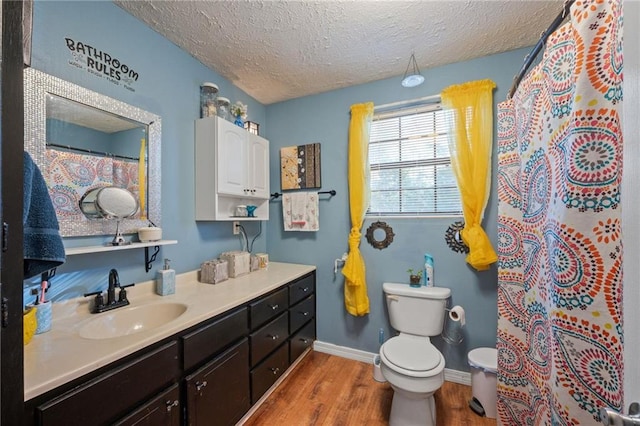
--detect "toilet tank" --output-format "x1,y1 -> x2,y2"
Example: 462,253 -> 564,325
383,282 -> 451,336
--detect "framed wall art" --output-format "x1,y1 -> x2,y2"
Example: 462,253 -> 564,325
280,143 -> 321,190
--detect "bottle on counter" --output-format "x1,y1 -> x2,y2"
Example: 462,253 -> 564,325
156,258 -> 176,296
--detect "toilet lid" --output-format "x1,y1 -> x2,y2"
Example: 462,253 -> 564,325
382,338 -> 441,372
468,347 -> 498,373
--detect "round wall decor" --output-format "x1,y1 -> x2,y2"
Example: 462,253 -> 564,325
365,221 -> 395,250
445,221 -> 469,253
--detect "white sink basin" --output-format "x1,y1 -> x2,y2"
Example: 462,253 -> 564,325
79,303 -> 188,339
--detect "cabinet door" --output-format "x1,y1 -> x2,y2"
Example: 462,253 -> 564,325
289,295 -> 315,334
250,312 -> 289,366
250,344 -> 289,404
217,118 -> 248,196
36,341 -> 180,426
185,339 -> 250,426
248,133 -> 270,199
290,319 -> 316,363
113,384 -> 181,426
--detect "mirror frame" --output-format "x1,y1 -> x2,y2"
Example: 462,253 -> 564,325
24,67 -> 161,237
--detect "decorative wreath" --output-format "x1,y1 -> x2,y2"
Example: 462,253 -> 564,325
445,221 -> 469,254
365,221 -> 395,250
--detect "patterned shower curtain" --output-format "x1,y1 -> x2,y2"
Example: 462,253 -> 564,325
496,1 -> 623,424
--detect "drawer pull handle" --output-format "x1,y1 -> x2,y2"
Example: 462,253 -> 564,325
267,334 -> 279,340
269,304 -> 279,310
299,338 -> 309,343
301,287 -> 309,292
270,367 -> 280,375
300,311 -> 310,316
196,381 -> 208,392
165,400 -> 179,412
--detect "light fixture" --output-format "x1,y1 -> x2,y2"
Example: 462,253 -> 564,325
401,53 -> 425,88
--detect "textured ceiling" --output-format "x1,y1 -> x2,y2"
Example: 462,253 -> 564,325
116,0 -> 565,105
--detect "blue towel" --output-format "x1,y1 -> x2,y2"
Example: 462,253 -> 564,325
23,152 -> 65,278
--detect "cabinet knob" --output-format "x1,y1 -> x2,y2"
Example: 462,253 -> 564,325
269,304 -> 279,310
195,380 -> 208,392
301,287 -> 309,293
165,400 -> 179,412
267,334 -> 279,340
300,311 -> 310,316
270,367 -> 280,375
299,338 -> 309,344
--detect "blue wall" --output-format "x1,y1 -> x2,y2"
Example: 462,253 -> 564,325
264,49 -> 529,371
27,1 -> 267,299
28,1 -> 529,373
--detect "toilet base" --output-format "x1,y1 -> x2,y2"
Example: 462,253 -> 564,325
389,389 -> 436,426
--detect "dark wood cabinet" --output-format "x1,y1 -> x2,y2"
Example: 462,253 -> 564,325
250,312 -> 289,366
26,271 -> 316,426
35,342 -> 180,426
250,344 -> 289,404
185,339 -> 250,426
113,384 -> 181,426
182,307 -> 248,371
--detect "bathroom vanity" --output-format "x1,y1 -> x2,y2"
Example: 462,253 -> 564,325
23,262 -> 316,426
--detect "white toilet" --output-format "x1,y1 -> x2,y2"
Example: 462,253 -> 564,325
379,282 -> 451,426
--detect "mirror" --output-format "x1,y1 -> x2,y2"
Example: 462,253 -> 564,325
24,68 -> 161,237
79,186 -> 139,245
365,220 -> 395,250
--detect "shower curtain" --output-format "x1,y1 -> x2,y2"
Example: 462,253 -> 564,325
496,1 -> 623,424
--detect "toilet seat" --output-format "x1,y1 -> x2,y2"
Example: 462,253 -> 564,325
381,336 -> 444,377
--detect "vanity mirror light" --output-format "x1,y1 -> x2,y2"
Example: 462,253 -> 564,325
24,68 -> 161,238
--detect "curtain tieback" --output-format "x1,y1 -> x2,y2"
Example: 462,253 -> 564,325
348,228 -> 361,249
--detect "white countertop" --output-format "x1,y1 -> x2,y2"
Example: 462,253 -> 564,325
24,262 -> 316,401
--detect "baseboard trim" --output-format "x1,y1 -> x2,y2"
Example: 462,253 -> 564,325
313,340 -> 471,386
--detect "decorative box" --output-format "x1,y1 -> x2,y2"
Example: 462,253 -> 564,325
250,255 -> 260,272
200,259 -> 229,284
220,251 -> 250,278
255,253 -> 269,269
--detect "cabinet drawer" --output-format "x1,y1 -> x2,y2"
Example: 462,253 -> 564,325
36,341 -> 180,426
182,307 -> 248,371
290,319 -> 316,363
113,383 -> 181,426
249,287 -> 287,329
250,344 -> 289,404
185,339 -> 250,426
288,273 -> 315,306
250,312 -> 288,366
289,295 -> 315,334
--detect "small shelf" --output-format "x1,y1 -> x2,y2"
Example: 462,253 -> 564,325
65,240 -> 178,256
65,240 -> 178,273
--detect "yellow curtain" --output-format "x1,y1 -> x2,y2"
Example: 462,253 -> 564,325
342,102 -> 373,316
441,79 -> 497,271
138,137 -> 146,219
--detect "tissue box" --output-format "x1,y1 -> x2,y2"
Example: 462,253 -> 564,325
200,259 -> 229,284
220,251 -> 250,278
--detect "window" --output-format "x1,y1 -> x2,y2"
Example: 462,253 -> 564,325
368,103 -> 462,216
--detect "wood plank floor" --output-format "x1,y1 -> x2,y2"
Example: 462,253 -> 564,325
243,351 -> 497,426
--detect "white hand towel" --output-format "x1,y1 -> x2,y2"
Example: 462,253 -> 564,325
282,192 -> 319,232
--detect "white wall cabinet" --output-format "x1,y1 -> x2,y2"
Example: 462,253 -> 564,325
195,117 -> 270,221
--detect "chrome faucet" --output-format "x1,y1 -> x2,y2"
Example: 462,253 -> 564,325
83,269 -> 135,314
600,403 -> 640,425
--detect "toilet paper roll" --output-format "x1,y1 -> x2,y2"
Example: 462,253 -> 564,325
443,305 -> 465,345
448,305 -> 466,326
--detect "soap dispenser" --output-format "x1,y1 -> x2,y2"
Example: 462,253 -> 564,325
156,258 -> 176,296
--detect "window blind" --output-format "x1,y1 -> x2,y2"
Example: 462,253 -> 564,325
368,103 -> 462,216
